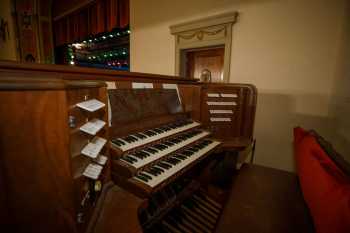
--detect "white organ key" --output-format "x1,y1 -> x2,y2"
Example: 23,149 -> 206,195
133,141 -> 221,187
120,130 -> 210,169
76,99 -> 105,112
111,121 -> 201,152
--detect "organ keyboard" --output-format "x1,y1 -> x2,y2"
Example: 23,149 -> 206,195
108,87 -> 222,197
0,61 -> 257,233
111,120 -> 201,152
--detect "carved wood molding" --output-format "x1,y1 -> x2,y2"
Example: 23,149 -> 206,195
177,26 -> 227,42
170,12 -> 238,83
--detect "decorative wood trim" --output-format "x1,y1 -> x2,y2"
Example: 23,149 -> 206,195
170,12 -> 238,34
170,12 -> 238,83
0,76 -> 106,90
0,61 -> 200,84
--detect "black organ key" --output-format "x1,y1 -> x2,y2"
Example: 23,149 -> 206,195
153,166 -> 164,173
134,133 -> 147,139
148,168 -> 161,175
139,150 -> 150,157
144,130 -> 156,136
173,155 -> 186,160
144,147 -> 157,154
159,161 -> 172,169
134,151 -> 147,159
125,155 -> 138,162
170,138 -> 181,144
136,174 -> 149,182
112,139 -> 125,146
153,128 -> 164,133
158,144 -> 169,149
188,147 -> 199,152
160,126 -> 171,131
139,172 -> 153,180
162,141 -> 174,146
120,157 -> 133,164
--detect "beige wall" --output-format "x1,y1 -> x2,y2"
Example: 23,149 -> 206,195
130,0 -> 347,171
329,1 -> 350,161
0,0 -> 17,61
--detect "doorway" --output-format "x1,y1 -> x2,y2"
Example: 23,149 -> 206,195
181,46 -> 225,82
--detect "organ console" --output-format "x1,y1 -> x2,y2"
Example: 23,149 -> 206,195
0,61 -> 257,233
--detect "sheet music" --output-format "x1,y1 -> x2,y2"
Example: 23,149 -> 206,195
209,110 -> 234,114
132,82 -> 154,89
220,93 -> 238,98
81,136 -> 107,158
210,117 -> 232,122
163,83 -> 182,104
207,93 -> 220,97
80,119 -> 106,135
76,99 -> 105,112
207,101 -> 237,106
83,163 -> 103,180
106,81 -> 117,89
94,154 -> 108,165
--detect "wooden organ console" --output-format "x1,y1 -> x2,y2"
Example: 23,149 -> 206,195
0,61 -> 257,233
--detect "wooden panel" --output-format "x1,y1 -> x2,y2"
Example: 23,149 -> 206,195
67,86 -> 110,233
178,84 -> 201,121
86,183 -> 145,233
0,90 -> 76,233
200,83 -> 257,140
0,61 -> 199,84
186,47 -> 224,82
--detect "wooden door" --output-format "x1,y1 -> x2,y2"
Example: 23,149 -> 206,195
185,47 -> 225,82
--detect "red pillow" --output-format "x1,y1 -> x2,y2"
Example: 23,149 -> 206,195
293,127 -> 350,233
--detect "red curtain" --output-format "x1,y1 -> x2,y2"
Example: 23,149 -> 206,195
54,0 -> 129,46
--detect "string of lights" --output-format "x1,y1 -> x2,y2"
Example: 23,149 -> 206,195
67,27 -> 130,70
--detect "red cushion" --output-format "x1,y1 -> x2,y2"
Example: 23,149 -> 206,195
293,128 -> 350,233
294,127 -> 310,144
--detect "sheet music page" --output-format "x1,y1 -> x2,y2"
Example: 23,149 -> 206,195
80,119 -> 106,135
94,154 -> 108,165
163,83 -> 182,104
132,82 -> 154,89
106,81 -> 117,89
76,99 -> 105,112
83,163 -> 103,179
81,136 -> 107,158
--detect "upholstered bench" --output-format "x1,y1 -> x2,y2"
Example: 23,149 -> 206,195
215,128 -> 350,233
215,164 -> 314,233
